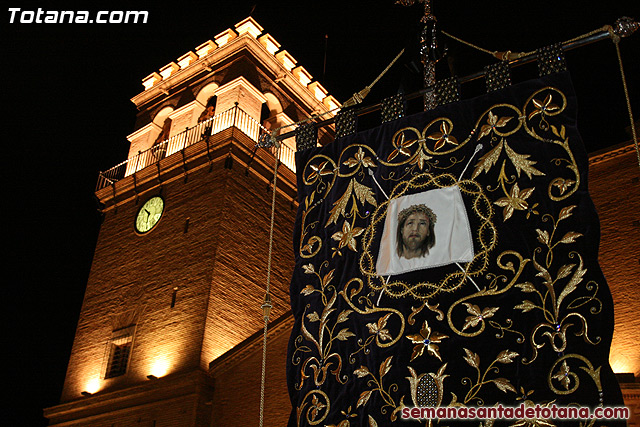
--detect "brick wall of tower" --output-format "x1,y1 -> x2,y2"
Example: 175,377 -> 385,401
588,147 -> 640,379
208,317 -> 293,426
60,155 -> 296,404
200,161 -> 296,363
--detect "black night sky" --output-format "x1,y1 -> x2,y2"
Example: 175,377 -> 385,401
3,1 -> 638,425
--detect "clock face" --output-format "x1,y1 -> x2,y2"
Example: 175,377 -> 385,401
135,196 -> 164,234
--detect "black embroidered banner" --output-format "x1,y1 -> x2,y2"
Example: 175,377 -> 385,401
287,72 -> 625,426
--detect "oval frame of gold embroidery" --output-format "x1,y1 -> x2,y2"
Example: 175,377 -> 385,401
360,173 -> 497,301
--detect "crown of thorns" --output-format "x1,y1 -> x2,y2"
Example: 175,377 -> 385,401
398,204 -> 437,225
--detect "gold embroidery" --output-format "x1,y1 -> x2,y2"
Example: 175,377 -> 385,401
292,82 -> 612,424
406,320 -> 449,362
297,390 -> 330,426
547,354 -> 602,396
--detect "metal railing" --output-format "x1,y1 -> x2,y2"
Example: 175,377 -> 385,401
96,105 -> 296,190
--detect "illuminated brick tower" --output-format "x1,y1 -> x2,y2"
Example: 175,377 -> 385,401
44,17 -> 337,426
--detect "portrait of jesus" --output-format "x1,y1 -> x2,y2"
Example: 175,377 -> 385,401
375,186 -> 474,276
396,204 -> 437,259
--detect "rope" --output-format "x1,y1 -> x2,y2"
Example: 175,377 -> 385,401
610,29 -> 640,170
342,48 -> 406,108
258,145 -> 280,427
265,47 -> 406,143
441,25 -> 612,62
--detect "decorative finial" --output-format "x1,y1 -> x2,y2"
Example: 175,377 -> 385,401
612,17 -> 639,38
396,0 -> 441,110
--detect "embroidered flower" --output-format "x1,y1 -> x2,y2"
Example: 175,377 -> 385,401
427,121 -> 458,151
387,132 -> 417,161
461,303 -> 499,331
478,111 -> 512,139
366,313 -> 392,342
494,183 -> 534,221
331,221 -> 364,252
406,320 -> 448,362
307,160 -> 333,183
343,147 -> 376,169
551,360 -> 572,390
528,93 -> 559,130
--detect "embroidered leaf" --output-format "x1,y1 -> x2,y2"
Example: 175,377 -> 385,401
472,139 -> 503,178
326,180 -> 353,226
379,355 -> 393,378
301,285 -> 315,296
551,124 -> 566,139
368,415 -> 379,427
336,328 -> 355,341
556,263 -> 575,281
353,180 -> 378,207
336,309 -> 353,324
377,313 -> 392,329
504,141 -> 545,179
464,303 -> 482,317
496,350 -> 519,364
557,256 -> 586,309
343,157 -> 359,168
461,315 -> 480,331
320,292 -> 337,325
306,312 -> 320,322
515,300 -> 537,313
357,390 -> 373,408
354,366 -> 370,377
496,116 -> 513,127
300,317 -> 320,350
463,348 -> 480,369
437,363 -> 448,377
536,229 -> 550,245
558,205 -> 577,221
532,256 -> 552,286
558,231 -> 582,244
321,269 -> 335,289
304,191 -> 315,209
410,344 -> 424,362
492,377 -> 517,393
515,282 -> 537,293
302,264 -> 315,274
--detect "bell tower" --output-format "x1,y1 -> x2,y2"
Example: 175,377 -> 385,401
44,17 -> 337,426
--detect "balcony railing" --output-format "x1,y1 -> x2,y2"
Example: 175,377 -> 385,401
96,105 -> 296,191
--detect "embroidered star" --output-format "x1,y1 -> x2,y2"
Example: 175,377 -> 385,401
331,221 -> 364,252
406,320 -> 448,362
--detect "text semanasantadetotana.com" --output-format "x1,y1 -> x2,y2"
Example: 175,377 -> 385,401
8,8 -> 148,24
401,404 -> 629,420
